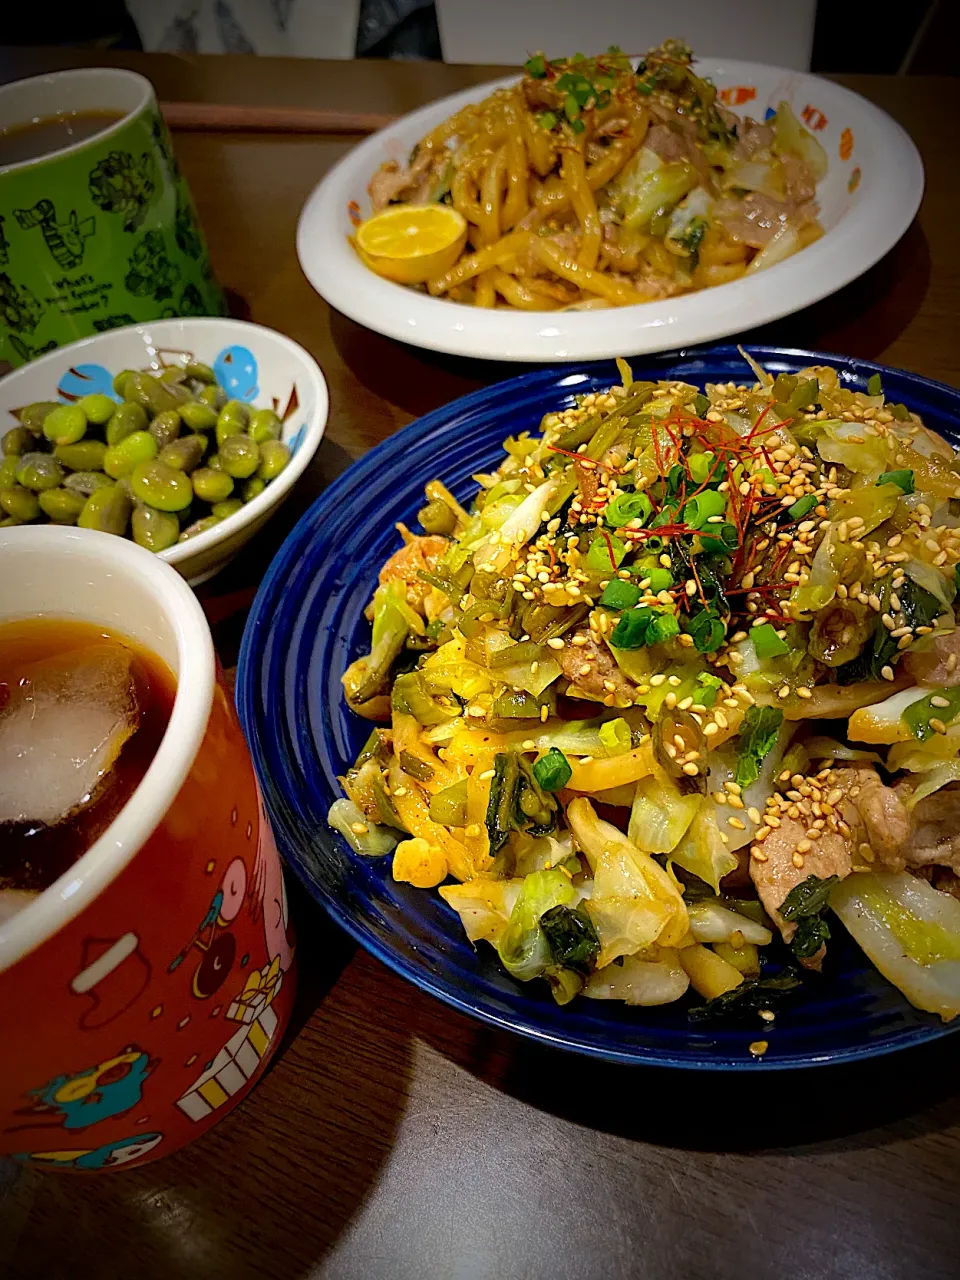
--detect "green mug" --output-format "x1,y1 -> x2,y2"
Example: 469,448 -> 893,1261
0,67 -> 225,370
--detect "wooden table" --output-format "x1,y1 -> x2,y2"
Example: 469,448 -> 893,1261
2,49 -> 960,1280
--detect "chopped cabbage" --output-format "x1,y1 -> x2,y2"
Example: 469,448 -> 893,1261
831,873 -> 960,1021
327,798 -> 400,856
669,799 -> 739,891
628,774 -> 700,853
440,878 -> 524,943
583,950 -> 689,1005
686,899 -> 773,946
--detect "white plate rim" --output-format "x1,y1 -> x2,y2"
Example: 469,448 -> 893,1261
297,60 -> 924,362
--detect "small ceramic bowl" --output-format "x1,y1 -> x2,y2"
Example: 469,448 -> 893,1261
0,317 -> 328,585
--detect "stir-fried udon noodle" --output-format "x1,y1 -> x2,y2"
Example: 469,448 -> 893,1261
362,40 -> 827,311
330,355 -> 960,1027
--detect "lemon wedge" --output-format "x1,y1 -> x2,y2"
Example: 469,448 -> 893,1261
355,204 -> 467,285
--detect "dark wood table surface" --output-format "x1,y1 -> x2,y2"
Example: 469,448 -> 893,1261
2,49 -> 960,1280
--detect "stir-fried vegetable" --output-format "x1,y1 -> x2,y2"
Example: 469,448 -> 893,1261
328,355 -> 960,1028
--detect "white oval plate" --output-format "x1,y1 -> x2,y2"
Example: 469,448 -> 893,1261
297,60 -> 923,363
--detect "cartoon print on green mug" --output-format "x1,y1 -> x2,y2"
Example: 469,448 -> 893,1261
125,230 -> 177,302
0,67 -> 226,370
88,149 -> 159,232
14,199 -> 96,270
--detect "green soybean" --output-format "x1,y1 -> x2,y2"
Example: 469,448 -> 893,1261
113,369 -> 138,397
211,497 -> 244,520
248,408 -> 282,444
219,434 -> 260,478
160,435 -> 206,473
192,467 -> 234,503
179,399 -> 219,432
2,426 -> 34,456
106,401 -> 148,445
216,400 -> 250,445
78,484 -> 132,535
64,470 -> 114,497
198,384 -> 227,411
0,485 -> 40,521
76,393 -> 117,425
0,457 -> 20,488
178,514 -> 222,542
160,365 -> 188,386
258,440 -> 291,481
125,372 -> 182,417
131,460 -> 194,511
54,439 -> 108,471
149,410 -> 182,449
184,361 -> 216,384
207,453 -> 224,471
38,487 -> 86,523
132,504 -> 180,552
104,431 -> 158,479
241,476 -> 266,502
16,453 -> 64,491
42,404 -> 87,445
19,401 -> 59,434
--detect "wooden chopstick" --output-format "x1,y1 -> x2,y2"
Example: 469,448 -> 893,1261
160,101 -> 398,135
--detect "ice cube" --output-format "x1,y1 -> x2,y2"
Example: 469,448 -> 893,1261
0,644 -> 139,828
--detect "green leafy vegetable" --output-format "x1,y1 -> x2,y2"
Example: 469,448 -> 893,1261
599,579 -> 642,609
877,469 -> 915,495
693,393 -> 709,416
540,904 -> 601,974
696,672 -> 723,706
609,607 -> 654,649
902,687 -> 960,741
735,705 -> 784,787
780,873 -> 840,960
866,373 -> 883,396
598,718 -> 631,755
537,110 -> 558,131
429,779 -> 469,826
532,747 -> 572,792
837,579 -> 942,685
486,752 -> 520,853
688,451 -> 718,485
585,531 -> 626,571
688,967 -> 803,1024
524,53 -> 547,78
686,607 -> 726,653
751,622 -> 789,660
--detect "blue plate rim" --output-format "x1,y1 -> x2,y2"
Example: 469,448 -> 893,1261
238,343 -> 960,1070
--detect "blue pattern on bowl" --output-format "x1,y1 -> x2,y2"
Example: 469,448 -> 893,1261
237,345 -> 960,1069
56,363 -> 121,404
214,345 -> 259,401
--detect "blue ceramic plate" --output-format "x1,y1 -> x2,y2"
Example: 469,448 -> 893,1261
237,345 -> 960,1069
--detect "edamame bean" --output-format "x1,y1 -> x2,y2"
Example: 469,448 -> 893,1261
16,452 -> 64,491
241,476 -> 266,502
54,439 -> 108,471
38,487 -> 86,523
64,470 -> 114,497
160,365 -> 188,386
178,514 -> 221,542
257,440 -> 291,482
219,434 -> 260,479
0,485 -> 40,521
160,435 -> 206,473
78,484 -> 132,535
184,361 -> 216,384
191,467 -> 234,503
125,372 -> 181,417
149,410 -> 182,449
207,453 -> 223,471
247,408 -> 282,444
211,497 -> 244,520
19,401 -> 59,433
113,369 -> 138,397
2,426 -> 34,456
131,504 -> 180,552
131,460 -> 194,511
178,399 -> 219,432
198,384 -> 227,411
42,404 -> 87,445
76,393 -> 116,425
0,515 -> 23,527
216,400 -> 249,446
0,457 -> 19,488
104,430 -> 158,479
106,401 -> 148,445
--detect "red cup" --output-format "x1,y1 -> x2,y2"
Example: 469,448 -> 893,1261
0,526 -> 295,1171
